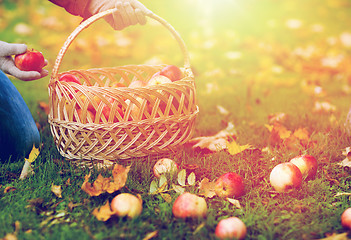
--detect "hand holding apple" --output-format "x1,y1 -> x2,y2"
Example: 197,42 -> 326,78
172,192 -> 207,218
15,49 -> 46,72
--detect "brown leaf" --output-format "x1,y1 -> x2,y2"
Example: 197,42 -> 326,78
227,198 -> 242,209
4,186 -> 16,194
92,201 -> 115,222
198,178 -> 217,198
143,231 -> 158,240
81,164 -> 130,197
38,101 -> 50,115
51,184 -> 62,198
106,164 -> 131,194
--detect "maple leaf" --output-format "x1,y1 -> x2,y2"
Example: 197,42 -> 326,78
198,178 -> 216,198
92,201 -> 115,222
81,164 -> 130,197
227,140 -> 251,155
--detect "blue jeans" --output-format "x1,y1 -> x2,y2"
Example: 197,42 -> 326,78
0,70 -> 40,161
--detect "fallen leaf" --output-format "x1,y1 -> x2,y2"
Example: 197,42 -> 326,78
198,178 -> 216,198
4,186 -> 16,194
149,180 -> 158,194
143,230 -> 158,240
178,169 -> 186,186
227,140 -> 251,155
38,101 -> 50,115
318,232 -> 350,240
25,145 -> 40,163
160,193 -> 172,203
227,198 -> 242,209
81,164 -> 130,197
172,184 -> 185,194
187,172 -> 196,186
92,201 -> 115,222
51,184 -> 62,198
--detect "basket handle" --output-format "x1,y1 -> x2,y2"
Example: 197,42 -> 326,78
50,8 -> 193,82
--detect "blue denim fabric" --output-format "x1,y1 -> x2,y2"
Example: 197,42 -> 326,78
0,70 -> 40,161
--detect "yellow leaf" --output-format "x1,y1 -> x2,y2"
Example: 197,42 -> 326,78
226,140 -> 251,155
143,230 -> 158,240
51,183 -> 62,198
293,128 -> 309,141
227,197 -> 241,209
25,145 -> 39,163
92,201 -> 115,222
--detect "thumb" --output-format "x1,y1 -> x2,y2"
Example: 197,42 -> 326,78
0,41 -> 27,56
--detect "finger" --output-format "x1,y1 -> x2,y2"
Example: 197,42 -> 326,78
112,2 -> 125,30
135,9 -> 147,25
40,69 -> 49,78
0,41 -> 27,56
124,2 -> 138,26
130,0 -> 151,14
119,2 -> 131,27
8,66 -> 41,81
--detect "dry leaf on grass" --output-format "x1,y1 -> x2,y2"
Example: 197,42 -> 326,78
81,164 -> 131,197
187,122 -> 237,153
92,201 -> 115,222
198,178 -> 216,198
51,184 -> 62,198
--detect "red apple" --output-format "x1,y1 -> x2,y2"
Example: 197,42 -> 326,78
59,73 -> 81,84
74,109 -> 95,123
159,65 -> 183,81
111,193 -> 143,219
111,82 -> 126,88
289,155 -> 318,180
153,158 -> 179,178
147,75 -> 172,86
172,192 -> 207,218
341,208 -> 351,230
215,172 -> 245,198
14,49 -> 45,72
269,162 -> 303,192
215,217 -> 247,240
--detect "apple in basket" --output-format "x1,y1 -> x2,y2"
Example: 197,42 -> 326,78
111,82 -> 126,88
172,192 -> 207,219
100,98 -> 124,123
59,73 -> 81,84
74,109 -> 95,123
128,80 -> 146,88
15,49 -> 46,72
124,97 -> 150,121
153,65 -> 183,82
147,75 -> 172,86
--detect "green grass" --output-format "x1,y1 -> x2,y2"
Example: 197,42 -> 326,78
2,0 -> 351,239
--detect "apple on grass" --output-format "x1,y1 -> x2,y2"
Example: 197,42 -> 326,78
341,208 -> 351,230
269,162 -> 302,192
110,193 -> 143,219
153,158 -> 179,178
215,172 -> 245,198
215,217 -> 247,240
14,49 -> 45,72
172,192 -> 207,219
289,154 -> 318,180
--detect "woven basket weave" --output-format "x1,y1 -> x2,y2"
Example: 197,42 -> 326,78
48,9 -> 198,168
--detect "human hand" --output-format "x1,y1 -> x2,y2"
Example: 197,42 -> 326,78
0,41 -> 48,81
87,0 -> 151,30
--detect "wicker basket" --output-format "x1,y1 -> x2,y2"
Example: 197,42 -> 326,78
48,9 -> 198,168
